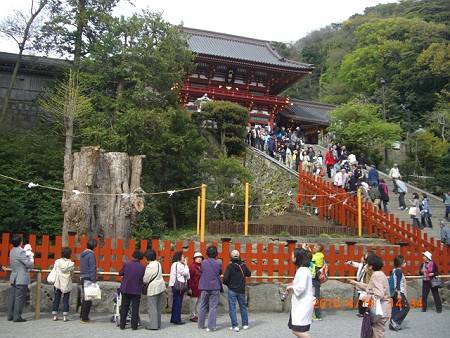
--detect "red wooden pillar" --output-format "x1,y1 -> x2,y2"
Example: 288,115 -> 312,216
297,163 -> 303,207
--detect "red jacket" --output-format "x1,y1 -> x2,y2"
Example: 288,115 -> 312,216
188,262 -> 202,297
325,151 -> 336,166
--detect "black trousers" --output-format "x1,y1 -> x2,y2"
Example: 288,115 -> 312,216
312,279 -> 321,318
120,293 -> 141,330
80,279 -> 92,321
422,281 -> 442,312
421,213 -> 432,228
391,293 -> 410,325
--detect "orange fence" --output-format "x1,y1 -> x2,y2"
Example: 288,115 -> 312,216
0,232 -> 443,281
297,166 -> 450,274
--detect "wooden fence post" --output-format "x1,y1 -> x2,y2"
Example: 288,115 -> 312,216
35,271 -> 41,320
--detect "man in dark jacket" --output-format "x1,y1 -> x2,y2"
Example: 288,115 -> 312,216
80,239 -> 97,323
119,250 -> 145,330
223,250 -> 251,332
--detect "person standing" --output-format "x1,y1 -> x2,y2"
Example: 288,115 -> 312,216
143,249 -> 166,330
169,251 -> 190,325
311,244 -> 324,321
389,164 -> 401,194
443,191 -> 450,220
223,250 -> 251,332
346,250 -> 374,317
440,220 -> 450,246
420,193 -> 433,228
324,147 -> 336,179
198,246 -> 222,332
118,250 -> 145,330
410,193 -> 421,228
349,255 -> 392,338
378,179 -> 390,213
52,247 -> 75,322
420,251 -> 442,313
7,234 -> 33,322
188,252 -> 203,322
286,248 -> 314,338
79,239 -> 97,323
368,165 -> 379,187
396,179 -> 408,210
389,255 -> 410,331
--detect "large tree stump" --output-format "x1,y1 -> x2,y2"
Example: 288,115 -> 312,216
61,146 -> 145,244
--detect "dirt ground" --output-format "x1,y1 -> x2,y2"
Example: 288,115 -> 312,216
252,211 -> 328,226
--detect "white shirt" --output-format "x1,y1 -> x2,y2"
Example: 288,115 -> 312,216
389,167 -> 401,179
168,262 -> 190,287
290,267 -> 314,326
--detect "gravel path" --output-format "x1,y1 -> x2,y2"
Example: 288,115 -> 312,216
1,308 -> 448,337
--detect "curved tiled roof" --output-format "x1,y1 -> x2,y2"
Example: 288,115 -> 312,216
280,99 -> 335,125
183,27 -> 313,71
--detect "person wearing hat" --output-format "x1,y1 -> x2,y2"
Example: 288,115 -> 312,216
223,250 -> 251,332
419,251 -> 442,313
188,252 -> 203,322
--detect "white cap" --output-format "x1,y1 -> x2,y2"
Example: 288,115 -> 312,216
193,252 -> 203,259
423,251 -> 432,261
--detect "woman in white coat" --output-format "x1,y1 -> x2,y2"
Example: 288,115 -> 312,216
52,247 -> 75,322
286,248 -> 314,338
143,249 -> 166,330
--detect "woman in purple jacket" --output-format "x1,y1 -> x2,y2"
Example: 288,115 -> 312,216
119,250 -> 145,330
198,246 -> 223,332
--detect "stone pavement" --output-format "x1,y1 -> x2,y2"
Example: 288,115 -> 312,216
0,309 -> 448,338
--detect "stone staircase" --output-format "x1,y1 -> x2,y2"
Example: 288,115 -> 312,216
311,144 -> 446,242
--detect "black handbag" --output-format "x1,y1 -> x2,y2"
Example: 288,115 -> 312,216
172,263 -> 188,293
360,311 -> 373,338
431,277 -> 443,289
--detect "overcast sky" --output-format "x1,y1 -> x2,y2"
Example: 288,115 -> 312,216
1,0 -> 398,54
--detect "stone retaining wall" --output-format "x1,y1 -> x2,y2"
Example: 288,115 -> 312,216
1,280 -> 447,315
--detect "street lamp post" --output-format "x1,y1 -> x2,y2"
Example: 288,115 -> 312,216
380,78 -> 388,165
380,78 -> 386,121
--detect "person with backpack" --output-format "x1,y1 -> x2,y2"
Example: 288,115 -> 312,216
311,244 -> 327,321
223,250 -> 251,332
420,251 -> 442,313
388,255 -> 410,331
51,247 -> 75,322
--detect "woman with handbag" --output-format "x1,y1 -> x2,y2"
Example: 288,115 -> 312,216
420,251 -> 442,313
198,245 -> 223,332
349,254 -> 392,338
143,249 -> 166,330
223,250 -> 251,332
409,193 -> 421,228
169,251 -> 190,325
51,247 -> 75,322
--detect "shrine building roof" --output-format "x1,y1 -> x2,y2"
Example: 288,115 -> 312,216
280,99 -> 335,125
183,27 -> 314,72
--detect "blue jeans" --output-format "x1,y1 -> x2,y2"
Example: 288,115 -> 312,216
52,288 -> 70,315
227,289 -> 248,328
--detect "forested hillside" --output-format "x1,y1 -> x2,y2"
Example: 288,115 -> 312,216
275,0 -> 449,189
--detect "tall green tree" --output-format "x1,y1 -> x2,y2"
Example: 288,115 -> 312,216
193,101 -> 249,156
328,101 -> 402,163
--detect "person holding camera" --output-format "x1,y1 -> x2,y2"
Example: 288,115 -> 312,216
223,250 -> 251,332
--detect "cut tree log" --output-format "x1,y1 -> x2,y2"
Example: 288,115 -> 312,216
61,146 -> 145,245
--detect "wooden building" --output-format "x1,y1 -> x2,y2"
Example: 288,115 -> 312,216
181,28 -> 315,126
1,28 -> 334,135
0,52 -> 66,128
